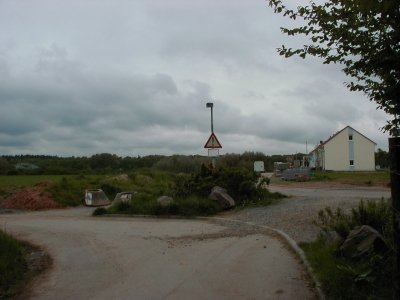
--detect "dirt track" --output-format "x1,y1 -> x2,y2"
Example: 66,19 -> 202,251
1,208 -> 315,300
226,182 -> 391,242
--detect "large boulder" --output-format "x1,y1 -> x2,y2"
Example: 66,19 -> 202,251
113,191 -> 136,205
339,225 -> 388,258
208,186 -> 235,209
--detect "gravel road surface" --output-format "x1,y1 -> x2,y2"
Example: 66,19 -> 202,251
224,182 -> 391,243
1,208 -> 315,300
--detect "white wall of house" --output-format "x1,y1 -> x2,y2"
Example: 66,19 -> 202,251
353,130 -> 376,171
324,127 -> 375,171
324,129 -> 349,171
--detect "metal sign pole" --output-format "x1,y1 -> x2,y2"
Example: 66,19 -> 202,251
205,102 -> 221,168
206,102 -> 214,133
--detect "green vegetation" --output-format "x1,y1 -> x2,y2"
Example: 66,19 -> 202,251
48,173 -> 169,207
312,171 -> 390,186
0,230 -> 26,299
107,195 -> 221,217
0,152 -> 297,175
101,166 -> 284,217
301,199 -> 393,299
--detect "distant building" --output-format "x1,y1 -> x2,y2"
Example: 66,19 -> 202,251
309,126 -> 376,171
15,163 -> 39,170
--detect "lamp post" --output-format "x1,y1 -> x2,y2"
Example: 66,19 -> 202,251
206,102 -> 214,133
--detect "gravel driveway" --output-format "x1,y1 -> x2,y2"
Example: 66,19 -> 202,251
223,182 -> 391,243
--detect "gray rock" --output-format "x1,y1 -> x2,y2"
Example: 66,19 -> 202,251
339,225 -> 388,258
113,191 -> 136,205
208,186 -> 235,209
157,196 -> 174,206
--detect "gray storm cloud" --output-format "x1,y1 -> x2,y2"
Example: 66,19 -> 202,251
0,0 -> 390,156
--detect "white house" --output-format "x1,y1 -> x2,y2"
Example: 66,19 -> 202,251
309,126 -> 376,171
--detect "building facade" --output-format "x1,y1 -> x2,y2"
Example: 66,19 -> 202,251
309,126 -> 376,171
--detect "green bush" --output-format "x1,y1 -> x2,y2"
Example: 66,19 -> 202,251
351,199 -> 392,241
173,164 -> 282,206
0,230 -> 26,299
316,207 -> 353,239
108,195 -> 221,217
303,199 -> 394,299
315,198 -> 393,240
48,176 -> 85,206
173,196 -> 221,216
102,166 -> 282,217
100,183 -> 122,200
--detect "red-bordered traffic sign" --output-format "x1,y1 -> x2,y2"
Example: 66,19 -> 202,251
204,132 -> 222,149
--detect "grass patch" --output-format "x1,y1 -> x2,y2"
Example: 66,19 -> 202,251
311,171 -> 389,186
0,230 -> 26,299
301,238 -> 393,299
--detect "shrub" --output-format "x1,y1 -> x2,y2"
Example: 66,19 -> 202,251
350,199 -> 392,241
48,176 -> 86,206
174,196 -> 221,216
316,207 -> 354,239
315,198 -> 393,240
304,199 -> 394,299
173,165 -> 281,206
100,183 -> 122,200
103,167 -> 282,217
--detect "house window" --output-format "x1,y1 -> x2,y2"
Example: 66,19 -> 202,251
349,134 -> 353,141
350,160 -> 354,166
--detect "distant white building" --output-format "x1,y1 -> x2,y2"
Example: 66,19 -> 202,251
309,126 -> 376,171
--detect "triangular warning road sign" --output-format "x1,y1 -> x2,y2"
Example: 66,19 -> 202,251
204,132 -> 222,148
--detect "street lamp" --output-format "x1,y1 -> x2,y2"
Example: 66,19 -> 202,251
206,102 -> 214,133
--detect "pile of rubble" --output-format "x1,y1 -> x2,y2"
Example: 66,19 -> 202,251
0,182 -> 62,210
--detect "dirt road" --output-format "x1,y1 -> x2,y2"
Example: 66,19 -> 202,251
1,208 -> 315,300
226,182 -> 391,242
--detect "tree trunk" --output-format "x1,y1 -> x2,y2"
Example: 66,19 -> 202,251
389,137 -> 400,299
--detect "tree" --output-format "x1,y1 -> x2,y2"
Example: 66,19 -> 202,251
88,153 -> 120,170
267,0 -> 400,297
0,157 -> 12,174
375,148 -> 389,169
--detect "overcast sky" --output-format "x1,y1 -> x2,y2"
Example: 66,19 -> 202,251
0,0 -> 390,157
